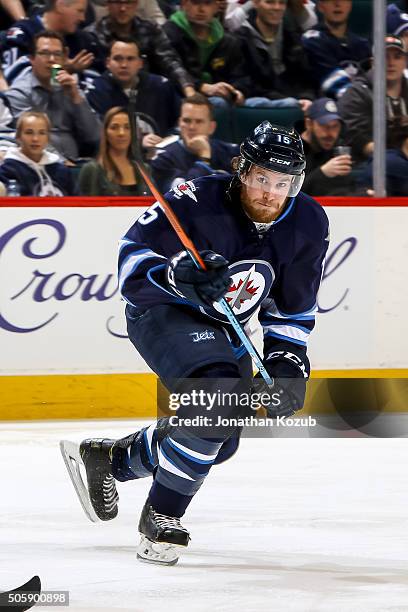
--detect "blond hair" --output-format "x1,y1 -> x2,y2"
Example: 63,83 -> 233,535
16,111 -> 51,138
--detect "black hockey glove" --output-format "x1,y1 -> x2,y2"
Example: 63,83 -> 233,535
252,349 -> 310,418
166,249 -> 231,307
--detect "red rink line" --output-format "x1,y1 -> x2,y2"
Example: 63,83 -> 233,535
0,196 -> 407,207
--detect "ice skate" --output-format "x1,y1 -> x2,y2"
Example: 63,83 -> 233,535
137,499 -> 190,565
60,438 -> 118,523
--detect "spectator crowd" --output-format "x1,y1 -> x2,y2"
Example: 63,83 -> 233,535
0,0 -> 406,197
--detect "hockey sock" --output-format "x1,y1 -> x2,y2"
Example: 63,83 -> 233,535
112,424 -> 159,482
147,363 -> 248,516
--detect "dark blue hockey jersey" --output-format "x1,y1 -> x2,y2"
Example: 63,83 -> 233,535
86,71 -> 180,136
151,136 -> 239,193
118,174 -> 329,351
301,24 -> 371,99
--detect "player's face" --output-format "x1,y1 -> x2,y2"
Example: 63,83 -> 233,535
179,103 -> 216,140
311,119 -> 342,151
317,0 -> 352,26
18,116 -> 49,162
107,42 -> 142,86
107,0 -> 139,25
386,48 -> 407,82
57,0 -> 88,33
182,0 -> 218,26
31,37 -> 65,82
240,166 -> 292,223
254,0 -> 287,28
106,112 -> 132,152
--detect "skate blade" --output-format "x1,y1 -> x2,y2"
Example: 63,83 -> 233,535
59,439 -> 100,523
136,535 -> 180,566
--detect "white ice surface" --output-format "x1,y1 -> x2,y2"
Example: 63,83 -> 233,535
1,420 -> 408,612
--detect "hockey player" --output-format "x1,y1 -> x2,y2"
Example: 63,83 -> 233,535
61,122 -> 329,565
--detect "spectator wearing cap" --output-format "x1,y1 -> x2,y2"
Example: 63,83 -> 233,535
387,3 -> 408,57
300,96 -> 355,195
302,0 -> 371,99
338,35 -> 408,162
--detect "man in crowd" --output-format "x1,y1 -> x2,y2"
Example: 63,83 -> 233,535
302,0 -> 371,99
338,35 -> 408,162
236,0 -> 315,110
4,30 -> 100,160
0,0 -> 97,85
86,38 -> 180,145
163,0 -> 246,106
150,93 -> 239,191
225,0 -> 318,33
300,97 -> 354,195
84,0 -> 195,97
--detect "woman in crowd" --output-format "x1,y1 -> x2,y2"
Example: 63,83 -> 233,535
79,107 -> 147,196
0,111 -> 77,196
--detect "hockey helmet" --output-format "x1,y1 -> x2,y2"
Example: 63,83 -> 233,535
238,121 -> 306,197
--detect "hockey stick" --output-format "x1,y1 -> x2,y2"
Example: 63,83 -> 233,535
0,575 -> 41,611
127,109 -> 272,386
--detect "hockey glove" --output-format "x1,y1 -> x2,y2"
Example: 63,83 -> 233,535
252,349 -> 309,418
166,249 -> 231,307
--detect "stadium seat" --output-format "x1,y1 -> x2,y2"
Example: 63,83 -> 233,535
348,0 -> 373,39
214,106 -> 304,144
213,106 -> 234,142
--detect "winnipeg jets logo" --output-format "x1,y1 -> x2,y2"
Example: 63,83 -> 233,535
7,27 -> 24,39
173,181 -> 197,202
209,262 -> 273,320
226,267 -> 260,311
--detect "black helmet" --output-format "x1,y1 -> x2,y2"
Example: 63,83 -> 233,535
240,121 -> 306,176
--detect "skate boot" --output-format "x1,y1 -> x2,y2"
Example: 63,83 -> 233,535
79,438 -> 119,521
60,437 -> 118,522
137,499 -> 191,565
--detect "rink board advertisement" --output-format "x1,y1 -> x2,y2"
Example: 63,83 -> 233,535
0,198 -> 407,418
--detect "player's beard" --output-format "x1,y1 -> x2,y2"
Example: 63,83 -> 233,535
240,185 -> 287,223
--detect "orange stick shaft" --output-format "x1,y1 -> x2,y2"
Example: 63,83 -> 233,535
137,163 -> 207,270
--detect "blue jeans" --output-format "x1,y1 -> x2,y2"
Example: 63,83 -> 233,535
244,97 -> 299,108
208,96 -> 231,108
